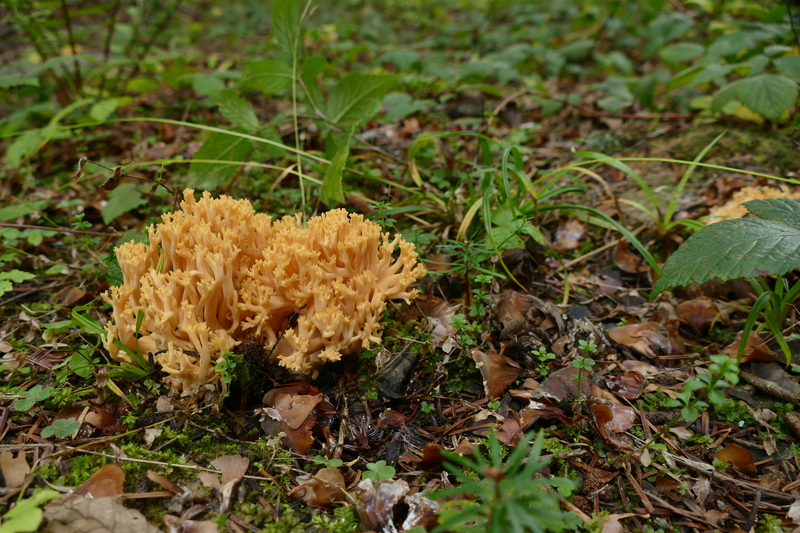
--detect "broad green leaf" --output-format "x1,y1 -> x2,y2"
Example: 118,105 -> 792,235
69,351 -> 95,379
325,73 -> 396,127
774,55 -> 800,82
712,74 -> 798,122
320,126 -> 353,206
382,92 -> 433,122
191,73 -> 226,97
742,199 -> 800,230
240,59 -> 293,95
653,218 -> 800,295
188,130 -> 253,189
0,270 -> 36,283
272,0 -> 301,58
6,128 -> 50,169
101,183 -> 146,224
211,89 -> 259,131
659,42 -> 704,63
89,98 -> 123,122
0,489 -> 59,533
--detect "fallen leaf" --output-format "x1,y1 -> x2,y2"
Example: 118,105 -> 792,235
261,386 -> 328,453
613,240 -> 648,273
357,478 -> 409,531
715,444 -> 757,476
607,322 -> 684,359
401,492 -> 440,531
722,332 -> 776,363
43,496 -> 160,533
73,464 -> 125,498
605,370 -> 645,400
289,467 -> 347,508
587,395 -> 635,451
0,451 -> 30,488
532,366 -> 590,403
163,515 -> 219,533
554,217 -> 586,252
676,298 -> 727,334
471,347 -> 522,398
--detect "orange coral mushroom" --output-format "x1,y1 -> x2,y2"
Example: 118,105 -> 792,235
103,189 -> 426,395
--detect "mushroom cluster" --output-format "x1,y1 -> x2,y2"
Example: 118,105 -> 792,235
103,189 -> 426,395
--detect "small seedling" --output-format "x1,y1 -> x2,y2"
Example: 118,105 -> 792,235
41,418 -> 81,439
362,460 -> 395,481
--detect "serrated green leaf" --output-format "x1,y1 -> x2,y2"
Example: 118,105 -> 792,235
272,0 -> 301,58
712,74 -> 798,122
188,130 -> 253,189
743,199 -> 800,230
101,183 -> 146,224
653,218 -> 800,295
325,73 -> 396,127
240,59 -> 293,95
211,89 -> 259,131
320,127 -> 353,206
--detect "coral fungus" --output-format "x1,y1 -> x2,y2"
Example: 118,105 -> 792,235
103,189 -> 426,395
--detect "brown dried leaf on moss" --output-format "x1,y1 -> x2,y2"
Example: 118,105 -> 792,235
289,467 -> 348,508
43,496 -> 160,533
0,451 -> 30,488
471,347 -> 522,399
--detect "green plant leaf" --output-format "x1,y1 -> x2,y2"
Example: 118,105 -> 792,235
0,489 -> 60,533
325,73 -> 396,127
712,74 -> 798,122
6,128 -> 52,169
659,42 -> 705,63
653,218 -> 800,295
188,130 -> 253,189
41,417 -> 81,439
240,59 -> 293,95
0,270 -> 36,283
742,198 -> 800,230
320,126 -> 353,207
101,183 -> 147,224
211,89 -> 260,131
272,0 -> 301,58
774,55 -> 800,82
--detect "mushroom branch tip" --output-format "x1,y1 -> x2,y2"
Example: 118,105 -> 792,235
102,189 -> 426,395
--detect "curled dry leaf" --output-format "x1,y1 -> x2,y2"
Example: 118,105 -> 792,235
520,400 -> 571,428
415,295 -> 460,349
607,322 -> 684,360
402,492 -> 440,531
261,385 -> 327,454
357,478 -> 409,531
73,464 -> 125,498
43,496 -> 161,533
289,467 -> 347,508
715,444 -> 757,476
676,298 -> 727,334
532,366 -> 591,404
722,332 -> 776,363
471,347 -> 522,399
0,451 -> 30,488
586,394 -> 636,452
613,240 -> 648,274
553,217 -> 586,253
210,455 -> 249,513
163,515 -> 219,533
605,371 -> 645,400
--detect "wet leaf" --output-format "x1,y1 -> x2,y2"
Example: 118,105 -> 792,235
605,371 -> 645,400
715,444 -> 757,476
675,298 -> 727,334
587,394 -> 636,451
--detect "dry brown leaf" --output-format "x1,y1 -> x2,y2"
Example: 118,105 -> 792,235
261,385 -> 327,453
147,470 -> 185,495
357,478 -> 409,531
163,515 -> 219,533
401,493 -> 439,531
210,456 -> 249,485
715,444 -> 757,476
675,298 -> 727,334
289,467 -> 347,508
0,451 -> 30,488
43,496 -> 160,533
471,347 -> 522,398
607,322 -> 684,359
613,240 -> 648,273
532,366 -> 589,403
553,217 -> 586,252
587,395 -> 635,451
722,332 -> 776,363
605,370 -> 645,400
73,464 -> 125,498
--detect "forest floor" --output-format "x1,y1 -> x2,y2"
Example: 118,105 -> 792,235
2,2 -> 800,532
